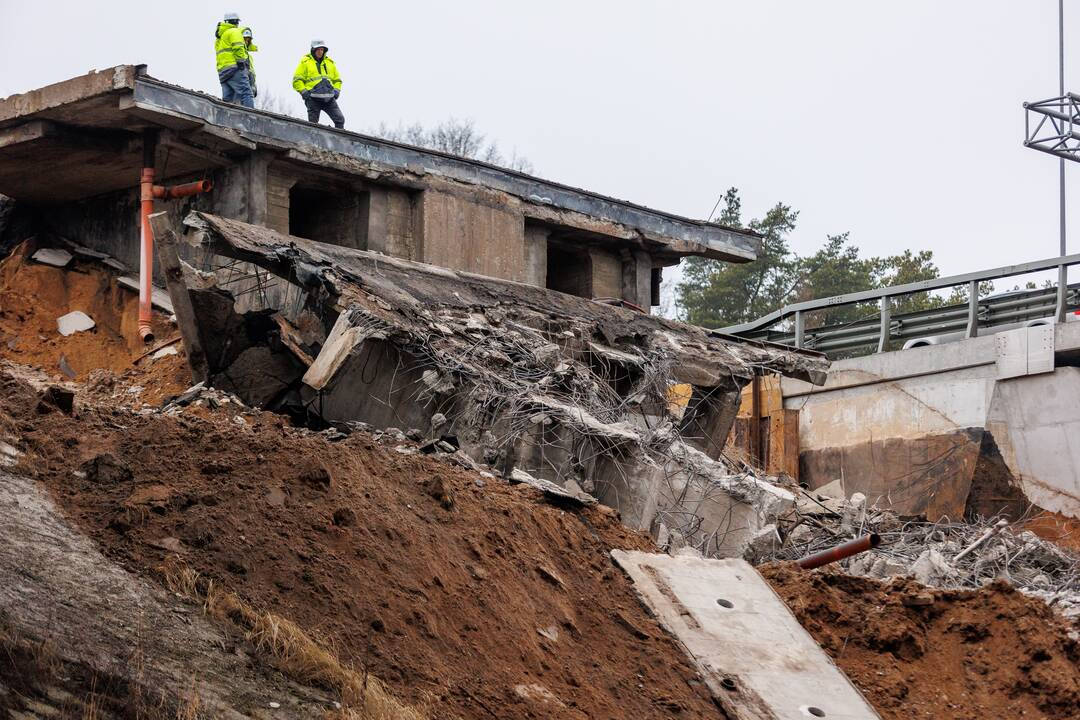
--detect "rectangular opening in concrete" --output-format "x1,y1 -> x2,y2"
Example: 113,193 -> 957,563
546,241 -> 592,298
289,184 -> 370,250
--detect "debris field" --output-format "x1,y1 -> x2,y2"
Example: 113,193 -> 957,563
0,226 -> 1077,719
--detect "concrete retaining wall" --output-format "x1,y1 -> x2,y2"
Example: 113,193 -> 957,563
784,323 -> 1080,520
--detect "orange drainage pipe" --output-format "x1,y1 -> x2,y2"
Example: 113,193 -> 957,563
152,179 -> 213,200
137,131 -> 212,343
138,131 -> 157,343
796,534 -> 881,570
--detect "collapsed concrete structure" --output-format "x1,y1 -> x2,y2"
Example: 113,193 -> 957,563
151,211 -> 824,555
0,65 -> 829,554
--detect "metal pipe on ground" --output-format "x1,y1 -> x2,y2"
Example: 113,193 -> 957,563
796,534 -> 881,570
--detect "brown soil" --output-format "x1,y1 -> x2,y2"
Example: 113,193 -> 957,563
762,563 -> 1080,720
2,373 -> 721,720
1021,511 -> 1080,552
0,242 -> 188,404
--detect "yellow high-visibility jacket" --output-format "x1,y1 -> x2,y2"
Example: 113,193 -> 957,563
214,22 -> 248,73
292,54 -> 342,99
242,29 -> 259,82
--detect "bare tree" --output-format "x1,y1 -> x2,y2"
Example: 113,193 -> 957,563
372,118 -> 535,174
255,90 -> 302,117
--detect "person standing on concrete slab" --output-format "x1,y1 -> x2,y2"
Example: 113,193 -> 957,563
241,27 -> 258,99
292,40 -> 345,128
214,12 -> 254,108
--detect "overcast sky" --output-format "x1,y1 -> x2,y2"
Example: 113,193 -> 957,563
1,1 -> 1077,288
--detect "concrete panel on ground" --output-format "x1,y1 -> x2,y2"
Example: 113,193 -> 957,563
611,551 -> 880,720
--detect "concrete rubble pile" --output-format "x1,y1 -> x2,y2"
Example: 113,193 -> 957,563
761,483 -> 1080,621
156,211 -> 829,554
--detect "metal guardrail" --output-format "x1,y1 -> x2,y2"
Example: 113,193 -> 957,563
721,254 -> 1080,354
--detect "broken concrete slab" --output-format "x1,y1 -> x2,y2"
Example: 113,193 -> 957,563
56,310 -> 94,336
655,441 -> 796,557
611,550 -> 881,720
31,247 -> 72,267
509,467 -> 597,506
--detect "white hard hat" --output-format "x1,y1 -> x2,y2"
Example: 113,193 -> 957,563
241,28 -> 253,38
310,39 -> 328,50
224,12 -> 240,22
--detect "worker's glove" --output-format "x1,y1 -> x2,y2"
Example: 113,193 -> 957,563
236,60 -> 248,70
252,84 -> 259,98
301,90 -> 311,100
333,89 -> 340,99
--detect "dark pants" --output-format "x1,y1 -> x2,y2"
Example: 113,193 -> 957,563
304,96 -> 345,128
219,68 -> 254,108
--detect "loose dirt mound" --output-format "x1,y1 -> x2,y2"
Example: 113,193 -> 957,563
2,373 -> 720,720
0,242 -> 188,403
763,563 -> 1080,720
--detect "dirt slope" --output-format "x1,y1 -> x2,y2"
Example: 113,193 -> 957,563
0,242 -> 188,403
763,563 -> 1080,720
0,468 -> 337,719
2,373 -> 721,720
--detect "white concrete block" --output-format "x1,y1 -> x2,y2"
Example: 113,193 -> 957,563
56,311 -> 95,336
612,550 -> 880,720
151,345 -> 179,360
31,248 -> 73,267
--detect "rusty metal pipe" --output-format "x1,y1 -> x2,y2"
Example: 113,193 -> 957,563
138,131 -> 157,343
152,179 -> 213,200
796,534 -> 881,570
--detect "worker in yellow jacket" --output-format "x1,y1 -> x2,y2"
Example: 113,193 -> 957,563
241,27 -> 258,99
292,40 -> 344,128
214,13 -> 253,108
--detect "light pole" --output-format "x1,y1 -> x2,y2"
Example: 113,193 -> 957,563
1058,0 -> 1067,322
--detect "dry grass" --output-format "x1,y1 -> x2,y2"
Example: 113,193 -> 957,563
0,619 -> 200,719
161,559 -> 422,720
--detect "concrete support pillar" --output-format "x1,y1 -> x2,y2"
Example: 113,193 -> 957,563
589,247 -> 623,299
523,225 -> 550,288
418,189 -> 525,281
621,249 -> 653,307
367,187 -> 389,254
244,151 -> 272,226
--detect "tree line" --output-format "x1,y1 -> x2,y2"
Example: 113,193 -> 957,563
676,188 -> 988,331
